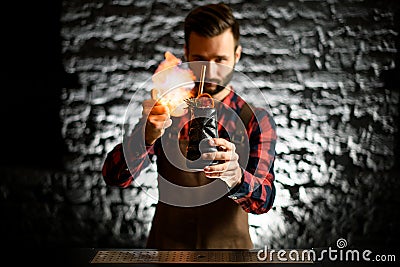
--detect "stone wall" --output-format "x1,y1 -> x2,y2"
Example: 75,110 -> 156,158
1,0 -> 399,250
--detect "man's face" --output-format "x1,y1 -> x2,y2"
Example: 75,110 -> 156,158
185,29 -> 241,96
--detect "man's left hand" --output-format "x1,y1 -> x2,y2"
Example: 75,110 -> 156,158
202,138 -> 242,188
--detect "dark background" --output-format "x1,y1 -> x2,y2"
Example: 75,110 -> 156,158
1,1 -> 399,260
2,0 -> 66,170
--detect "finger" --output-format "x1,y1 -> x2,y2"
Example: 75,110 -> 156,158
204,169 -> 224,175
149,118 -> 172,129
204,172 -> 222,178
206,175 -> 235,181
149,114 -> 170,122
202,151 -> 238,161
143,98 -> 161,107
143,104 -> 170,120
164,118 -> 172,128
204,172 -> 236,182
206,160 -> 239,173
150,105 -> 170,115
217,145 -> 227,151
142,99 -> 157,115
151,88 -> 159,100
148,121 -> 166,130
204,170 -> 235,178
204,162 -> 230,173
210,138 -> 236,151
143,99 -> 157,107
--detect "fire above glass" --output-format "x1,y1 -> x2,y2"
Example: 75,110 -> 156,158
151,51 -> 196,117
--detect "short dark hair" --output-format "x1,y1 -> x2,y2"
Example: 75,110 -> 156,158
184,3 -> 240,50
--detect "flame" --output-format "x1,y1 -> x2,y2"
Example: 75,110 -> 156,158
152,51 -> 196,117
154,51 -> 182,74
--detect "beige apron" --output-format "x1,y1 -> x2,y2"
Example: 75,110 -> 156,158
146,104 -> 254,249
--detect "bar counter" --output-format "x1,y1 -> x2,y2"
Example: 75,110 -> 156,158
11,247 -> 391,266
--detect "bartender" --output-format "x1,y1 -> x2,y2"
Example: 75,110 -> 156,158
102,2 -> 277,249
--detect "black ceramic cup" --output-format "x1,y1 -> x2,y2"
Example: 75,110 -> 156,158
186,106 -> 219,170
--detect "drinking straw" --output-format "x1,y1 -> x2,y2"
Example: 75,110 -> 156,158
198,65 -> 206,96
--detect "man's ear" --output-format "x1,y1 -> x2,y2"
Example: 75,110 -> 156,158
235,45 -> 242,63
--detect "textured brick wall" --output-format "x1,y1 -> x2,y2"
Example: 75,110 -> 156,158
1,0 -> 399,250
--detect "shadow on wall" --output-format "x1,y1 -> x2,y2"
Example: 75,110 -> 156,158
382,7 -> 400,170
1,0 -> 79,170
0,0 -> 83,249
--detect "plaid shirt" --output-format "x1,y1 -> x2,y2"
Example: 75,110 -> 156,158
102,89 -> 276,214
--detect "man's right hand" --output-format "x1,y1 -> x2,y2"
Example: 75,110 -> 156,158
142,89 -> 172,145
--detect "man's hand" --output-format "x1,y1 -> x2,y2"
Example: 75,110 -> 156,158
202,138 -> 243,188
142,89 -> 172,145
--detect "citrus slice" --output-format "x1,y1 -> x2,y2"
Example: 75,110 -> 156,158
196,93 -> 214,108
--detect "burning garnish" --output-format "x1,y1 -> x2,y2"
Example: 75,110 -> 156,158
184,93 -> 214,108
152,51 -> 196,117
184,65 -> 214,109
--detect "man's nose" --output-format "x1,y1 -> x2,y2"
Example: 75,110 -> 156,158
205,61 -> 218,80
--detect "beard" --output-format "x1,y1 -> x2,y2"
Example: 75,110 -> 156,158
198,64 -> 235,96
203,82 -> 226,95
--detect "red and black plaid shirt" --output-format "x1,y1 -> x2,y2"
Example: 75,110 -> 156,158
102,89 -> 277,214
